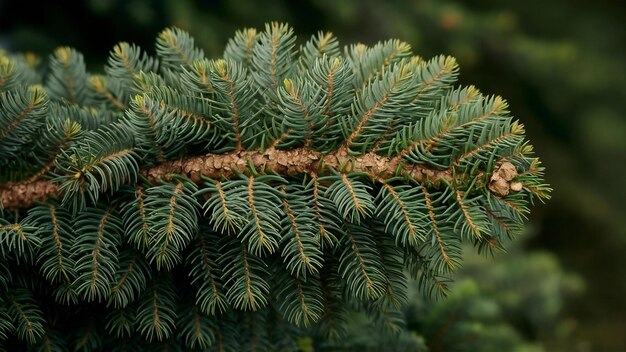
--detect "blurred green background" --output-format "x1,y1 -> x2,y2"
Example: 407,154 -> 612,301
1,0 -> 624,350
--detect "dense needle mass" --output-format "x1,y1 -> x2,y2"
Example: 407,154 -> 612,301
0,22 -> 548,350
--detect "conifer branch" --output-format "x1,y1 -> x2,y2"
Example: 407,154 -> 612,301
0,147 -> 524,209
0,22 -> 549,349
423,187 -> 455,272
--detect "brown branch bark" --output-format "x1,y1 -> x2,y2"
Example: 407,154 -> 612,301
140,146 -> 453,184
1,180 -> 58,210
0,147 -> 517,210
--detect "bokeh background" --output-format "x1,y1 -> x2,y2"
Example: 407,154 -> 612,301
1,0 -> 624,350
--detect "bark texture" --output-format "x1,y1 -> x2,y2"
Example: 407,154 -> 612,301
1,147 -> 518,209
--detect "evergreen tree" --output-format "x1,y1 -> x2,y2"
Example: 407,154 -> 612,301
0,23 -> 548,350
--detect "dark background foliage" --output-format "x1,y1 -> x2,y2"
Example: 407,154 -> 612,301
1,0 -> 624,350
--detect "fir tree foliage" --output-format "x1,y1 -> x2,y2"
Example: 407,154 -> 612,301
0,23 -> 549,350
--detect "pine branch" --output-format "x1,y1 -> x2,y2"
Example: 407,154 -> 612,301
279,184 -> 323,277
187,228 -> 228,315
309,174 -> 340,249
45,47 -> 88,105
0,22 -> 549,350
135,276 -> 178,342
1,147 -> 521,210
5,288 -> 46,344
224,28 -> 258,66
108,248 -> 151,308
423,187 -> 457,272
88,75 -> 127,110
